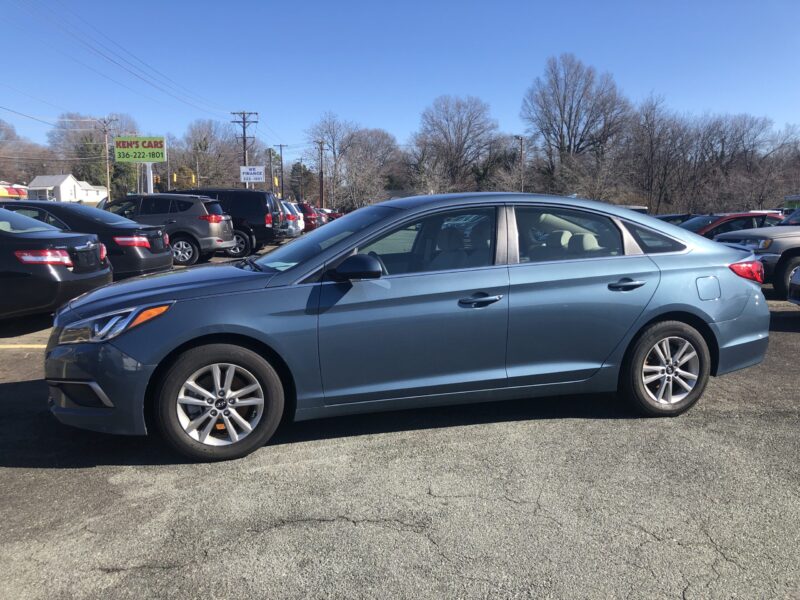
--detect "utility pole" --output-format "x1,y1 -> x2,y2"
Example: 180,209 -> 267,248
268,148 -> 274,194
231,111 -> 258,188
316,140 -> 325,208
275,144 -> 286,199
514,135 -> 525,193
95,117 -> 117,201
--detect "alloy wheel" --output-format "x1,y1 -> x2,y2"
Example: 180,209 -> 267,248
641,336 -> 700,405
172,240 -> 194,263
176,363 -> 265,446
229,233 -> 247,256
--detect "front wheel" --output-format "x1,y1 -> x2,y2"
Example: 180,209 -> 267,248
155,344 -> 284,461
774,256 -> 800,299
621,321 -> 710,417
171,236 -> 199,266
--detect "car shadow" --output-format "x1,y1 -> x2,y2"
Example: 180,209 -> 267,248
0,314 -> 53,338
769,310 -> 800,333
0,378 -> 634,469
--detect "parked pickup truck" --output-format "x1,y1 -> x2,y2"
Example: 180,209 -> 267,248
715,208 -> 800,298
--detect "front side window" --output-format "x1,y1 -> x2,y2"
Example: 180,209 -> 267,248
515,206 -> 623,263
106,198 -> 140,219
708,217 -> 756,237
140,197 -> 171,215
358,207 -> 497,275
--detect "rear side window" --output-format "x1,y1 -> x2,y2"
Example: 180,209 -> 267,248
204,201 -> 224,215
626,223 -> 686,253
515,206 -> 623,263
140,197 -> 172,215
171,200 -> 194,213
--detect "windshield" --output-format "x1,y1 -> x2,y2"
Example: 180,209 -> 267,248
0,208 -> 57,234
679,215 -> 718,232
64,203 -> 135,225
255,205 -> 396,271
778,209 -> 800,226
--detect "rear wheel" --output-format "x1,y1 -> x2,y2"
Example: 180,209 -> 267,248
774,256 -> 800,299
171,236 -> 199,266
622,321 -> 710,417
155,344 -> 284,461
226,230 -> 252,257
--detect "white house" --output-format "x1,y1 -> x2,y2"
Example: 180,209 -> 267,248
27,174 -> 107,203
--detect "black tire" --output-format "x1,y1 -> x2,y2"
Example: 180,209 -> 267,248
155,344 -> 284,461
226,230 -> 252,257
171,235 -> 199,266
621,320 -> 710,417
774,256 -> 800,300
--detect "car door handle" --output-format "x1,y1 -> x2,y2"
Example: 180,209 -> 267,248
165,219 -> 177,224
459,294 -> 504,307
608,278 -> 646,291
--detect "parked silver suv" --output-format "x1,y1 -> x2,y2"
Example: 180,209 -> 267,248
105,194 -> 235,266
716,208 -> 800,298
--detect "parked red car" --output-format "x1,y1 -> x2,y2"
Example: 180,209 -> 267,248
679,212 -> 783,239
296,202 -> 322,232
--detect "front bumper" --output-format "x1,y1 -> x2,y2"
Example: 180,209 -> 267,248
755,252 -> 781,280
45,338 -> 154,435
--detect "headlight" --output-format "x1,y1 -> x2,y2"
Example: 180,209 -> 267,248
742,239 -> 772,250
58,304 -> 172,344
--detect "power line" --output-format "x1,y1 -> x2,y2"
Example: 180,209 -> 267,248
231,112 -> 258,188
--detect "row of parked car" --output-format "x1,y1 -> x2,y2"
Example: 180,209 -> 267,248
656,208 -> 800,298
0,189 -> 337,319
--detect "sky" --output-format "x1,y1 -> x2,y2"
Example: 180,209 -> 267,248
2,0 -> 799,162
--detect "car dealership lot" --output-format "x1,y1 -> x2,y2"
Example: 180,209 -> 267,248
0,291 -> 798,599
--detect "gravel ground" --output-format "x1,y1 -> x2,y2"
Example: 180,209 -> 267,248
0,286 -> 798,599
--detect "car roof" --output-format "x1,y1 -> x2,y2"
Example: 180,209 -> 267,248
128,193 -> 213,201
382,192 -> 655,220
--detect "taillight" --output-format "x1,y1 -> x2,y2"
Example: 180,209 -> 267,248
729,260 -> 764,284
286,214 -> 297,221
265,213 -> 273,226
98,243 -> 107,261
114,235 -> 150,249
199,214 -> 223,223
14,249 -> 73,267
164,233 -> 170,246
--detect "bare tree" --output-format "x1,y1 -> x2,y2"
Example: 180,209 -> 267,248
340,128 -> 399,208
411,95 -> 499,192
307,112 -> 357,208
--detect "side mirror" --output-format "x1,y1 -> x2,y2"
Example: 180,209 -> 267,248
333,253 -> 382,281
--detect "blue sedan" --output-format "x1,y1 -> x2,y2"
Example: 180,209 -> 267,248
45,193 -> 770,461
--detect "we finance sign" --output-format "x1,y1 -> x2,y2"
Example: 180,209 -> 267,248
114,136 -> 167,163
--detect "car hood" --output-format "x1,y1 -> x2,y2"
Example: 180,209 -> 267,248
64,262 -> 274,320
715,225 -> 800,240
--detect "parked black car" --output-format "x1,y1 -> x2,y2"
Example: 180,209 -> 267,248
0,208 -> 111,319
0,200 -> 172,279
172,189 -> 286,256
104,194 -> 235,266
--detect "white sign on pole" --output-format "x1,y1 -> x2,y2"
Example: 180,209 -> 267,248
240,166 -> 266,183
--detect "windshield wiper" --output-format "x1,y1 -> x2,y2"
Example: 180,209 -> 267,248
241,255 -> 263,272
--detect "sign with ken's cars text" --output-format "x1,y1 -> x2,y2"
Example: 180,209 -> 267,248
114,136 -> 167,163
240,166 -> 266,183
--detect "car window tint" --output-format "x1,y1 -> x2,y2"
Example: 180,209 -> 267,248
0,208 -> 56,233
140,196 -> 171,215
359,207 -> 496,275
9,207 -> 43,221
171,199 -> 194,213
106,198 -> 139,218
711,217 -> 755,236
515,206 -> 623,263
625,223 -> 686,253
42,211 -> 68,229
204,201 -> 224,215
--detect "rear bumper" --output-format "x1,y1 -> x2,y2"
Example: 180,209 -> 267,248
711,287 -> 771,376
111,250 -> 173,278
198,236 -> 236,252
2,267 -> 112,319
45,339 -> 153,435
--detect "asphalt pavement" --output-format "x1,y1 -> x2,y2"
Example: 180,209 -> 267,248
0,286 -> 798,599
